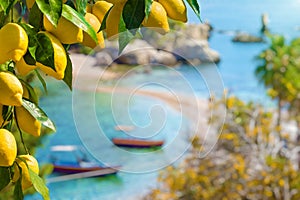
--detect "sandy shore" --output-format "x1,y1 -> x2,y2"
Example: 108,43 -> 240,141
71,53 -> 221,140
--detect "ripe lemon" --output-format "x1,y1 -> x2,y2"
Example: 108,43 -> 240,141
15,106 -> 41,137
36,32 -> 67,80
106,4 -> 124,39
82,13 -> 105,49
92,1 -> 113,23
43,16 -> 83,44
13,155 -> 39,191
157,0 -> 187,22
15,57 -> 37,76
0,72 -> 23,106
0,23 -> 28,64
0,129 -> 17,167
142,1 -> 170,34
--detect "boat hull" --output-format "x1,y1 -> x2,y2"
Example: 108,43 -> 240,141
53,165 -> 119,176
112,138 -> 164,148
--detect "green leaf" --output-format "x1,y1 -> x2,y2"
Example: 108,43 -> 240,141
19,23 -> 38,60
0,0 -> 16,15
23,51 -> 36,66
36,32 -> 56,71
13,176 -> 24,200
144,0 -> 152,19
99,6 -> 112,31
74,0 -> 87,15
28,3 -> 43,31
0,167 -> 10,191
19,79 -> 39,105
62,4 -> 97,43
36,0 -> 62,27
123,0 -> 145,35
118,16 -> 134,54
63,53 -> 73,90
22,99 -> 56,132
29,168 -> 50,200
185,0 -> 201,21
35,69 -> 48,94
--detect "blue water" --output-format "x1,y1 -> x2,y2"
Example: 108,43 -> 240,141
27,1 -> 300,199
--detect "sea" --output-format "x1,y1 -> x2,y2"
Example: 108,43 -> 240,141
26,0 -> 300,199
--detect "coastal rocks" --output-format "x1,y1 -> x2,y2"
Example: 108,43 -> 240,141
93,23 -> 220,66
173,39 -> 220,64
232,32 -> 264,43
95,51 -> 113,66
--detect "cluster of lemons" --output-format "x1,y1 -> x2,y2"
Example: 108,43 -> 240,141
100,0 -> 187,37
0,0 -> 188,192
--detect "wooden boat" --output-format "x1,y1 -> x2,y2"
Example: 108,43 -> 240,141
50,145 -> 120,177
52,161 -> 119,175
112,138 -> 164,148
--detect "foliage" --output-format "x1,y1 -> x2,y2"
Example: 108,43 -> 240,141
146,96 -> 300,200
255,35 -> 300,126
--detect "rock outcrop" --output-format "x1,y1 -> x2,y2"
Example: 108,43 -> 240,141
92,23 -> 220,67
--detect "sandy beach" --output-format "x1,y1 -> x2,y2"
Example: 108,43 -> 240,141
70,53 -> 223,144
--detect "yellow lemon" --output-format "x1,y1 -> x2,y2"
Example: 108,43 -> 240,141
0,129 -> 17,167
43,16 -> 83,44
82,13 -> 105,49
15,106 -> 41,137
13,155 -> 39,191
142,1 -> 170,34
0,23 -> 28,64
92,1 -> 113,23
157,0 -> 187,22
0,72 -> 23,106
36,32 -> 67,80
106,4 -> 124,39
15,57 -> 37,76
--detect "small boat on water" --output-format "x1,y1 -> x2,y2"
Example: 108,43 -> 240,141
112,138 -> 164,148
50,145 -> 120,177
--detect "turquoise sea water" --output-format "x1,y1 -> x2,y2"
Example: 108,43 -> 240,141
27,1 -> 300,199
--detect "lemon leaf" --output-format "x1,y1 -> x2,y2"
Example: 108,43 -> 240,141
144,0 -> 153,19
74,0 -> 87,16
34,70 -> 48,94
62,4 -> 97,43
19,23 -> 38,61
99,6 -> 112,32
0,167 -> 10,191
63,53 -> 73,91
123,0 -> 145,35
36,0 -> 62,27
29,168 -> 50,200
0,0 -> 16,15
118,16 -> 134,54
22,99 -> 56,132
185,0 -> 201,21
13,177 -> 24,200
28,3 -> 43,31
36,32 -> 56,72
